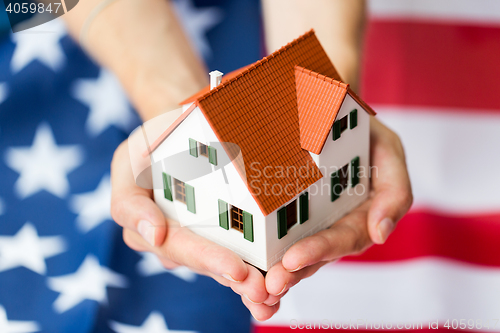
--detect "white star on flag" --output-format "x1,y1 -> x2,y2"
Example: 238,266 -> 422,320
10,18 -> 67,73
72,70 -> 135,137
4,123 -> 84,199
70,174 -> 112,233
172,0 -> 223,59
0,82 -> 8,104
47,254 -> 128,313
0,305 -> 40,333
110,311 -> 197,333
0,222 -> 66,275
136,252 -> 197,282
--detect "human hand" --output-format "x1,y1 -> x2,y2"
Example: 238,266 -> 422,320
263,117 -> 413,306
110,138 -> 281,321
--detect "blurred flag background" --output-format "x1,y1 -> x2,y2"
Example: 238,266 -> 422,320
1,0 -> 499,332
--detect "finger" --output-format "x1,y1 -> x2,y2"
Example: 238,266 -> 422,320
122,228 -> 179,269
111,141 -> 167,247
122,228 -> 149,252
242,295 -> 280,322
263,291 -> 286,307
368,118 -> 413,244
229,265 -> 268,304
123,219 -> 249,283
281,201 -> 371,272
266,261 -> 327,297
157,219 -> 249,283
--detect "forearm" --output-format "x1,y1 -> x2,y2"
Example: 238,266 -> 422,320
261,0 -> 366,92
61,0 -> 208,120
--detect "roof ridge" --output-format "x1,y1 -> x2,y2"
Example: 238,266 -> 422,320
294,65 -> 349,89
197,30 -> 317,103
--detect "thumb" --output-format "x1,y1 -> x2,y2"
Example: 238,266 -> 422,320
368,118 -> 413,244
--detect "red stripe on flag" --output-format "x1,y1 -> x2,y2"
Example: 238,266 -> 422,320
361,20 -> 500,111
342,210 -> 500,267
255,327 -> 490,333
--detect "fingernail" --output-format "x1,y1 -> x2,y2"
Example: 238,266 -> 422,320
376,218 -> 394,244
270,299 -> 280,306
222,273 -> 242,283
243,293 -> 262,304
252,313 -> 264,322
276,283 -> 288,296
286,264 -> 306,273
138,220 -> 156,247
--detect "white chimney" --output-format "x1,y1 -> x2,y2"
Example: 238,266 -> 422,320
209,70 -> 223,90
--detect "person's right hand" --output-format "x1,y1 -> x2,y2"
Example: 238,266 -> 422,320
110,139 -> 281,321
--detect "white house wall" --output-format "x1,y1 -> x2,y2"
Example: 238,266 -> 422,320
265,95 -> 371,269
151,107 -> 268,270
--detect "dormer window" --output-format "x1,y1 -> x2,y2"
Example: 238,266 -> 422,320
332,115 -> 348,140
332,109 -> 358,141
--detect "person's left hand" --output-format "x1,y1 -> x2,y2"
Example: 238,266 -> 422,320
261,117 -> 413,308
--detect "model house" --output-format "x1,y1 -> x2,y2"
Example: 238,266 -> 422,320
147,30 -> 376,271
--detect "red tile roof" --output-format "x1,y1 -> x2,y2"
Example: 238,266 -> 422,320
295,65 -> 349,154
194,30 -> 342,215
148,30 -> 375,215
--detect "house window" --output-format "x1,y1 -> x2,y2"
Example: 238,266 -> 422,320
286,199 -> 297,229
351,156 -> 360,187
339,164 -> 349,192
218,199 -> 229,230
208,146 -> 217,165
332,115 -> 348,141
277,200 -> 298,239
189,138 -> 198,157
173,178 -> 196,213
331,163 -> 349,202
162,172 -> 173,201
299,192 -> 309,224
199,142 -> 208,157
231,206 -> 244,232
350,109 -> 358,129
222,203 -> 253,242
242,211 -> 253,242
174,178 -> 186,204
340,115 -> 348,133
189,139 -> 217,165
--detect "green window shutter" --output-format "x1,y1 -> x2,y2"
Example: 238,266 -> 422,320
218,199 -> 229,230
185,184 -> 196,213
331,171 -> 340,202
299,192 -> 309,224
350,109 -> 358,129
208,146 -> 217,165
189,138 -> 198,157
332,121 -> 341,141
162,172 -> 173,201
277,207 -> 287,239
351,156 -> 360,187
243,211 -> 254,242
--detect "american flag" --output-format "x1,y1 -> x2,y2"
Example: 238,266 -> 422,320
255,0 -> 500,332
1,0 -> 499,332
0,0 -> 261,332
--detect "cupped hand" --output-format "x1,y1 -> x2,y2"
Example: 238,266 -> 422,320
110,139 -> 280,321
264,117 -> 413,303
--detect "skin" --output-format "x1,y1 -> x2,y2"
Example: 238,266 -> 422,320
59,0 -> 413,321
